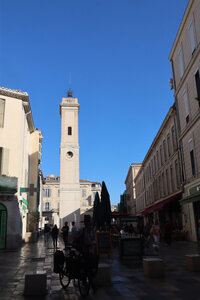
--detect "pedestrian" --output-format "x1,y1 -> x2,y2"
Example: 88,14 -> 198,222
144,221 -> 151,248
51,224 -> 59,249
150,219 -> 161,250
164,219 -> 172,245
44,224 -> 50,245
72,215 -> 99,292
61,221 -> 69,249
71,221 -> 77,244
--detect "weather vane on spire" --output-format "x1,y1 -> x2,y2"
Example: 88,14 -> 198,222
67,72 -> 73,97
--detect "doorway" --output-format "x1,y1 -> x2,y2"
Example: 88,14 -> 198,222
0,203 -> 7,249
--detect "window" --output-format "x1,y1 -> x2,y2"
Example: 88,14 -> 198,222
160,145 -> 163,165
175,160 -> 180,189
189,139 -> 196,176
68,126 -> 72,135
45,202 -> 50,211
166,169 -> 169,194
57,189 -> 60,197
178,48 -> 184,78
195,70 -> 200,106
156,151 -> 160,170
167,134 -> 171,157
82,188 -> 86,197
82,201 -> 86,206
163,140 -> 167,162
0,99 -> 5,128
0,147 -> 9,176
188,20 -> 196,54
162,172 -> 165,196
171,126 -> 177,152
43,189 -> 51,197
182,90 -> 190,123
159,176 -> 162,198
170,165 -> 174,192
154,155 -> 156,173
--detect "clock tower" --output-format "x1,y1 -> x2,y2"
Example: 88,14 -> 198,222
59,89 -> 80,227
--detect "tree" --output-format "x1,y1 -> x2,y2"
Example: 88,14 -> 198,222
93,192 -> 101,230
100,181 -> 112,230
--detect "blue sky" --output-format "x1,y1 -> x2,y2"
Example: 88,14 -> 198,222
1,0 -> 189,204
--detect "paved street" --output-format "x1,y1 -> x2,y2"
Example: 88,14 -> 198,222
1,236 -> 200,299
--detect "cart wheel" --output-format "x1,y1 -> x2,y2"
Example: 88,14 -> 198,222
78,269 -> 90,297
59,262 -> 70,289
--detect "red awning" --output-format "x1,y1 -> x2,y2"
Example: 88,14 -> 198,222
141,192 -> 182,216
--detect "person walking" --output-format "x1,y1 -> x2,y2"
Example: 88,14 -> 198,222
44,224 -> 50,246
51,224 -> 59,249
72,215 -> 99,292
150,220 -> 161,251
61,221 -> 69,249
71,221 -> 77,244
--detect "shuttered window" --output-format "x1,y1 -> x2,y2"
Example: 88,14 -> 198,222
188,20 -> 196,54
0,148 -> 9,176
195,70 -> 200,106
178,48 -> 184,78
0,99 -> 5,128
182,89 -> 190,123
188,139 -> 196,176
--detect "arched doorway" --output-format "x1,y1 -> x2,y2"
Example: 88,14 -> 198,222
0,203 -> 7,249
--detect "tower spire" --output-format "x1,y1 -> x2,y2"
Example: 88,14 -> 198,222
67,72 -> 73,97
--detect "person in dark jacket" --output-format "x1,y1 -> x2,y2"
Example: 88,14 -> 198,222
51,225 -> 59,249
61,221 -> 69,249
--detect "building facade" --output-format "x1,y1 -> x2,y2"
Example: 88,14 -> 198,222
0,87 -> 42,249
80,180 -> 101,221
135,105 -> 183,229
59,90 -> 80,227
125,163 -> 142,215
41,175 -> 101,228
42,174 -> 60,229
169,0 -> 200,241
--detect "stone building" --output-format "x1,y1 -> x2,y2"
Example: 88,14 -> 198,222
125,163 -> 142,215
42,174 -> 60,229
41,175 -> 101,229
169,0 -> 200,241
80,180 -> 101,221
0,87 -> 42,249
135,104 -> 183,229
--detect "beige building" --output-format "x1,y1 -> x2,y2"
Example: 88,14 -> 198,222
41,175 -> 101,228
0,87 -> 42,249
80,180 -> 101,221
135,104 -> 183,229
42,174 -> 60,228
169,0 -> 200,241
125,163 -> 142,215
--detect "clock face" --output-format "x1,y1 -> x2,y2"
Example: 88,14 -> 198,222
66,151 -> 74,159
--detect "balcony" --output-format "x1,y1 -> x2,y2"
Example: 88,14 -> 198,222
0,175 -> 18,194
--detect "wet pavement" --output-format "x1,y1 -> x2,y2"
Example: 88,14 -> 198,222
1,236 -> 200,299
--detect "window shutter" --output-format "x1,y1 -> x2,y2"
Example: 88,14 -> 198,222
188,139 -> 193,152
183,90 -> 189,117
0,99 -> 5,128
42,202 -> 45,211
2,148 -> 9,176
178,48 -> 184,77
188,20 -> 196,53
49,202 -> 51,210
